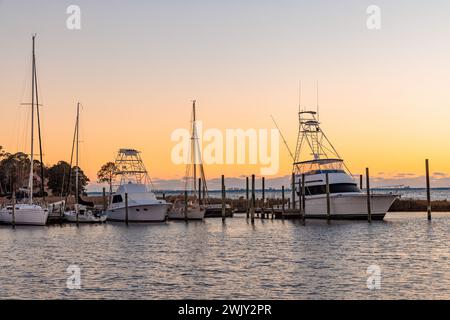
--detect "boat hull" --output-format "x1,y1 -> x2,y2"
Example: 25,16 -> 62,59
168,206 -> 205,220
0,207 -> 49,226
295,193 -> 396,220
106,204 -> 169,222
64,212 -> 107,223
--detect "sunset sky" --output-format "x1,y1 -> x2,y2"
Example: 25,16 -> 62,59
1,0 -> 450,189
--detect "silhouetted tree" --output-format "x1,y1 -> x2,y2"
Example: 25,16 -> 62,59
47,161 -> 89,196
97,162 -> 117,197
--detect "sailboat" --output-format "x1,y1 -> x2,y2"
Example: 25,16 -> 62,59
106,149 -> 170,222
64,103 -> 107,223
168,100 -> 207,220
292,109 -> 397,220
0,35 -> 48,226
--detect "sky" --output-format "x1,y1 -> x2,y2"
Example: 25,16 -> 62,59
1,0 -> 450,190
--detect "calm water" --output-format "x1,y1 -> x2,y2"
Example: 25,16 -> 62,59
0,212 -> 448,299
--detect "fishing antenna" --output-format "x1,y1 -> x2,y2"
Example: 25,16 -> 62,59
298,80 -> 302,113
270,115 -> 295,162
316,80 -> 319,121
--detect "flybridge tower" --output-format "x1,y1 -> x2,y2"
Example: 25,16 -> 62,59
292,110 -> 345,174
114,149 -> 151,185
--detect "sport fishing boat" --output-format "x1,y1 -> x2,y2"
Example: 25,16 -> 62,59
63,103 -> 106,223
106,149 -> 170,222
168,101 -> 207,220
291,110 -> 396,220
0,35 -> 48,226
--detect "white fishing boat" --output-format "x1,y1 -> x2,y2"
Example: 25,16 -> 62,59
291,110 -> 396,220
168,101 -> 208,220
0,35 -> 48,226
63,103 -> 106,223
106,149 -> 170,222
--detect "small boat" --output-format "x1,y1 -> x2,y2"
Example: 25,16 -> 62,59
168,101 -> 208,220
106,149 -> 170,222
63,103 -> 106,224
0,35 -> 48,226
0,203 -> 48,226
64,204 -> 106,223
291,110 -> 397,220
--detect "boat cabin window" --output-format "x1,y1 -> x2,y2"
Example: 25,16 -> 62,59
303,183 -> 360,195
296,159 -> 346,175
112,195 -> 123,203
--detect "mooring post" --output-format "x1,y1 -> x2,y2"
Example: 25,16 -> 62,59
426,159 -> 431,220
282,186 -> 285,214
12,192 -> 16,228
246,176 -> 249,218
184,190 -> 188,222
288,198 -> 290,209
326,173 -> 331,222
76,196 -> 79,226
360,174 -> 363,190
102,187 -> 106,211
262,177 -> 265,218
162,192 -> 165,200
291,172 -> 296,210
221,175 -> 226,223
301,174 -> 306,223
366,168 -> 371,223
125,192 -> 129,225
251,174 -> 255,223
198,178 -> 202,205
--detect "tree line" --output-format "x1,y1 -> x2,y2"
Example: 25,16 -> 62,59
0,146 -> 89,198
0,146 -> 119,199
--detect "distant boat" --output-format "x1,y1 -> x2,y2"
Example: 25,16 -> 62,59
106,149 -> 170,222
291,110 -> 396,220
0,35 -> 48,226
63,103 -> 106,223
168,101 -> 207,220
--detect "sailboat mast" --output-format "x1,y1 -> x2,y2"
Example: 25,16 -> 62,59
75,102 -> 80,209
33,36 -> 45,202
192,100 -> 197,198
28,35 -> 36,204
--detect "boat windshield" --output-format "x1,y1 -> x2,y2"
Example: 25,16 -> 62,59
294,159 -> 345,175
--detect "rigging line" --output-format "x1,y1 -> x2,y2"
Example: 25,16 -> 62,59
270,115 -> 295,162
63,107 -> 78,210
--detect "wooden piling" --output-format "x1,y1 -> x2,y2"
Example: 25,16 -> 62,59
291,172 -> 296,209
359,174 -> 363,190
326,173 -> 331,222
221,175 -> 225,223
262,177 -> 265,218
12,193 -> 16,228
251,174 -> 255,223
282,186 -> 285,213
301,174 -> 306,223
426,159 -> 431,220
184,190 -> 188,222
198,178 -> 202,205
246,176 -> 249,218
366,168 -> 371,223
102,187 -> 107,211
125,192 -> 129,225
